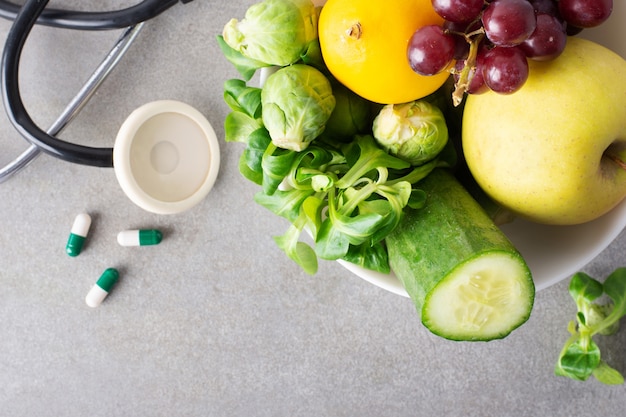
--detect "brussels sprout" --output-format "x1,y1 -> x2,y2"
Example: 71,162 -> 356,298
372,100 -> 448,166
222,0 -> 318,67
261,64 -> 335,151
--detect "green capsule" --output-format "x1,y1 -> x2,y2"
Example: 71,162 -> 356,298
96,268 -> 119,292
66,213 -> 91,256
85,268 -> 119,308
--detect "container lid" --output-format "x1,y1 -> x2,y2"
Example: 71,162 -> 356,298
113,100 -> 220,214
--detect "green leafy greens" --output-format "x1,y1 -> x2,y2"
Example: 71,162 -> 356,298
223,77 -> 441,274
218,0 -> 451,274
555,268 -> 626,384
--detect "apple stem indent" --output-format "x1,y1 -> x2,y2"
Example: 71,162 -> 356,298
605,152 -> 626,171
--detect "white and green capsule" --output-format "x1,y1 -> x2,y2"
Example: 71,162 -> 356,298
66,213 -> 91,257
85,268 -> 119,308
117,229 -> 162,247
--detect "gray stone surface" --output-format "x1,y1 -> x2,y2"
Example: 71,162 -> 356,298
0,1 -> 625,416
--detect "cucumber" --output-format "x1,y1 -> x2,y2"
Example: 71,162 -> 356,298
387,169 -> 534,341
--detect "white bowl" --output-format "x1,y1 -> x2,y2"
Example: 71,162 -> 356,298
342,198 -> 626,296
341,2 -> 626,295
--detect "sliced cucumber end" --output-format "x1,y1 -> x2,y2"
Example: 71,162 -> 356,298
422,251 -> 534,342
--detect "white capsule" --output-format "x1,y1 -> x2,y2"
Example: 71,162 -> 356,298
85,285 -> 109,308
117,229 -> 162,247
85,268 -> 119,308
66,213 -> 92,257
71,213 -> 91,235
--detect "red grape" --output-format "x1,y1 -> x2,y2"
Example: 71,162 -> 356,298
407,25 -> 456,76
482,46 -> 529,94
482,0 -> 537,47
421,0 -> 612,102
529,0 -> 559,15
431,0 -> 484,24
565,24 -> 584,35
558,0 -> 613,28
450,33 -> 471,60
520,13 -> 567,61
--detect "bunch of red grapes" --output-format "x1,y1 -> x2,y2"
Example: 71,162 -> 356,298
408,0 -> 614,104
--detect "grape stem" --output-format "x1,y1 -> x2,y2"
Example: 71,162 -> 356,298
451,30 -> 485,107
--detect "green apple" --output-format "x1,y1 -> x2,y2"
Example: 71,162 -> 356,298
462,37 -> 626,225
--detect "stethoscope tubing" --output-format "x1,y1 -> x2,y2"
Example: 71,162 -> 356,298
0,23 -> 144,183
2,0 -> 120,167
0,0 -> 190,30
0,0 -> 192,180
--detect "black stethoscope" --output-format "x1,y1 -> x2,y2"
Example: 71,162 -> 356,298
0,0 -> 194,179
0,0 -> 220,215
